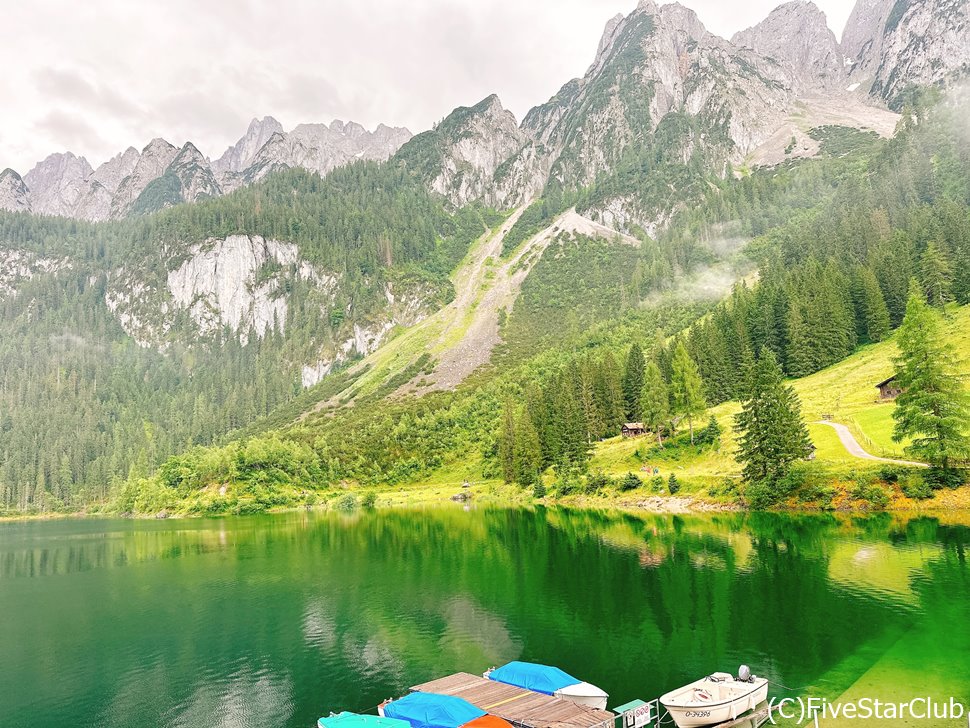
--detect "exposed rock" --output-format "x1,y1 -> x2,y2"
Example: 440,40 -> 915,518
0,169 -> 31,213
397,94 -> 539,208
732,1 -> 846,92
238,120 -> 412,188
73,147 -> 141,221
111,138 -> 180,217
0,249 -> 68,297
106,234 -> 337,347
23,152 -> 93,217
212,116 -> 284,174
129,142 -> 222,215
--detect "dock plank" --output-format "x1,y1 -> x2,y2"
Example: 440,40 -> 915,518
410,673 -> 614,728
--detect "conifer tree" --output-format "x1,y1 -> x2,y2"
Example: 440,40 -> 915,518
671,340 -> 706,443
892,282 -> 970,471
622,343 -> 646,420
597,351 -> 625,435
734,349 -> 812,490
513,407 -> 543,486
920,242 -> 953,309
498,401 -> 516,483
640,362 -> 670,447
857,267 -> 891,343
785,304 -> 815,378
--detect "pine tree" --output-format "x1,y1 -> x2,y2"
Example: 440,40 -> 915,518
784,303 -> 815,377
622,343 -> 646,420
857,267 -> 891,343
498,400 -> 516,483
920,242 -> 953,310
734,349 -> 812,490
892,282 -> 970,471
671,340 -> 706,443
640,362 -> 670,447
597,351 -> 625,435
513,407 -> 542,486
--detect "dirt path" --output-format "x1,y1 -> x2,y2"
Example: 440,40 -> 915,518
816,421 -> 927,468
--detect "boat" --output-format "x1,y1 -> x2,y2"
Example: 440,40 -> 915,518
319,712 -> 413,728
484,661 -> 609,710
659,668 -> 768,728
380,691 -> 512,728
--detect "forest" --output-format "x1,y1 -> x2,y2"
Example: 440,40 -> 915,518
3,94 -> 970,514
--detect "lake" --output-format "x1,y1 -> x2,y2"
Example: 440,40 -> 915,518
0,507 -> 967,727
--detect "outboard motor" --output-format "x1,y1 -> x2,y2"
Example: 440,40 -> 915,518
738,665 -> 752,682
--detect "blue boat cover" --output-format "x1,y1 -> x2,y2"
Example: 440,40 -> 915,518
487,661 -> 580,695
319,713 -> 413,728
383,692 -> 485,728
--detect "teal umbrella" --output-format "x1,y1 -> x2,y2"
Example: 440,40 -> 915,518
319,712 -> 413,728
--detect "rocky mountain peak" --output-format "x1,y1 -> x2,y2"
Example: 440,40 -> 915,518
0,168 -> 31,213
732,1 -> 845,91
22,152 -> 94,218
213,116 -> 283,174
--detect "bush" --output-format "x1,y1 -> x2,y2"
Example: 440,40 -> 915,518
695,416 -> 723,447
334,493 -> 358,512
619,472 -> 642,492
584,472 -> 614,494
650,475 -> 665,492
852,480 -> 890,509
922,467 -> 967,490
744,479 -> 781,510
532,481 -> 547,499
900,475 -> 933,500
667,474 -> 681,495
361,491 -> 378,508
708,477 -> 739,498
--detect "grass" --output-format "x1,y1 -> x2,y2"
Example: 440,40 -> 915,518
587,304 -> 970,500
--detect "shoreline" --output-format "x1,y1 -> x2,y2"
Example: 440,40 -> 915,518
4,483 -> 970,523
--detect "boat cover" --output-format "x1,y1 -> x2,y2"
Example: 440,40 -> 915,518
384,692 -> 485,728
487,661 -> 580,695
319,713 -> 413,728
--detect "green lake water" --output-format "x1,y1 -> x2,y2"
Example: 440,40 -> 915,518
1,507 -> 968,727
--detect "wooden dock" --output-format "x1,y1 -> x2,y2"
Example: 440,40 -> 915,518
410,672 -> 615,728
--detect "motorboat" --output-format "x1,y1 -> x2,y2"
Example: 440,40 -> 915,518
659,668 -> 768,728
484,661 -> 609,710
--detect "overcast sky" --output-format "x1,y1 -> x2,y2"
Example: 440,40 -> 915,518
1,0 -> 857,173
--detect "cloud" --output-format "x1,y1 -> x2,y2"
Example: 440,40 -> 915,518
0,0 -> 858,172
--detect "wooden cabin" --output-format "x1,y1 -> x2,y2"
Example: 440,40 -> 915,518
621,422 -> 646,438
876,375 -> 903,401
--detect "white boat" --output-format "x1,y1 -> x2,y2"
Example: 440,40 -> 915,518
659,670 -> 768,728
553,681 -> 609,710
483,661 -> 609,711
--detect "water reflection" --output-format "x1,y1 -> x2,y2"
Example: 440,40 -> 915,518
0,508 -> 968,728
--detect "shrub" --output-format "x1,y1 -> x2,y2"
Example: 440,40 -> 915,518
696,416 -> 723,447
532,481 -> 547,499
852,480 -> 890,509
585,472 -> 614,494
620,472 -> 642,492
334,493 -> 358,512
900,475 -> 933,500
667,474 -> 681,495
361,491 -> 378,508
708,477 -> 739,499
743,479 -> 783,510
650,476 -> 665,492
922,467 -> 967,490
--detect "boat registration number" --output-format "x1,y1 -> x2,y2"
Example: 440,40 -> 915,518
684,711 -> 711,718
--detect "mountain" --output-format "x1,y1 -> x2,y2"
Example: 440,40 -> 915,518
0,168 -> 30,212
0,118 -> 412,220
844,0 -> 970,108
731,1 -> 846,92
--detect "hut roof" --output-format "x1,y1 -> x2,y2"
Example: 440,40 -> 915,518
876,375 -> 898,389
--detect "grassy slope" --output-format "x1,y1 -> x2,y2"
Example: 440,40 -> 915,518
585,304 -> 970,491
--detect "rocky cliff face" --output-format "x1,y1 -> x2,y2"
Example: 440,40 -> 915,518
0,169 -> 31,213
395,95 -> 540,208
212,116 -> 284,176
732,1 -> 847,92
22,152 -> 93,218
0,249 -> 68,297
845,0 -> 970,108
